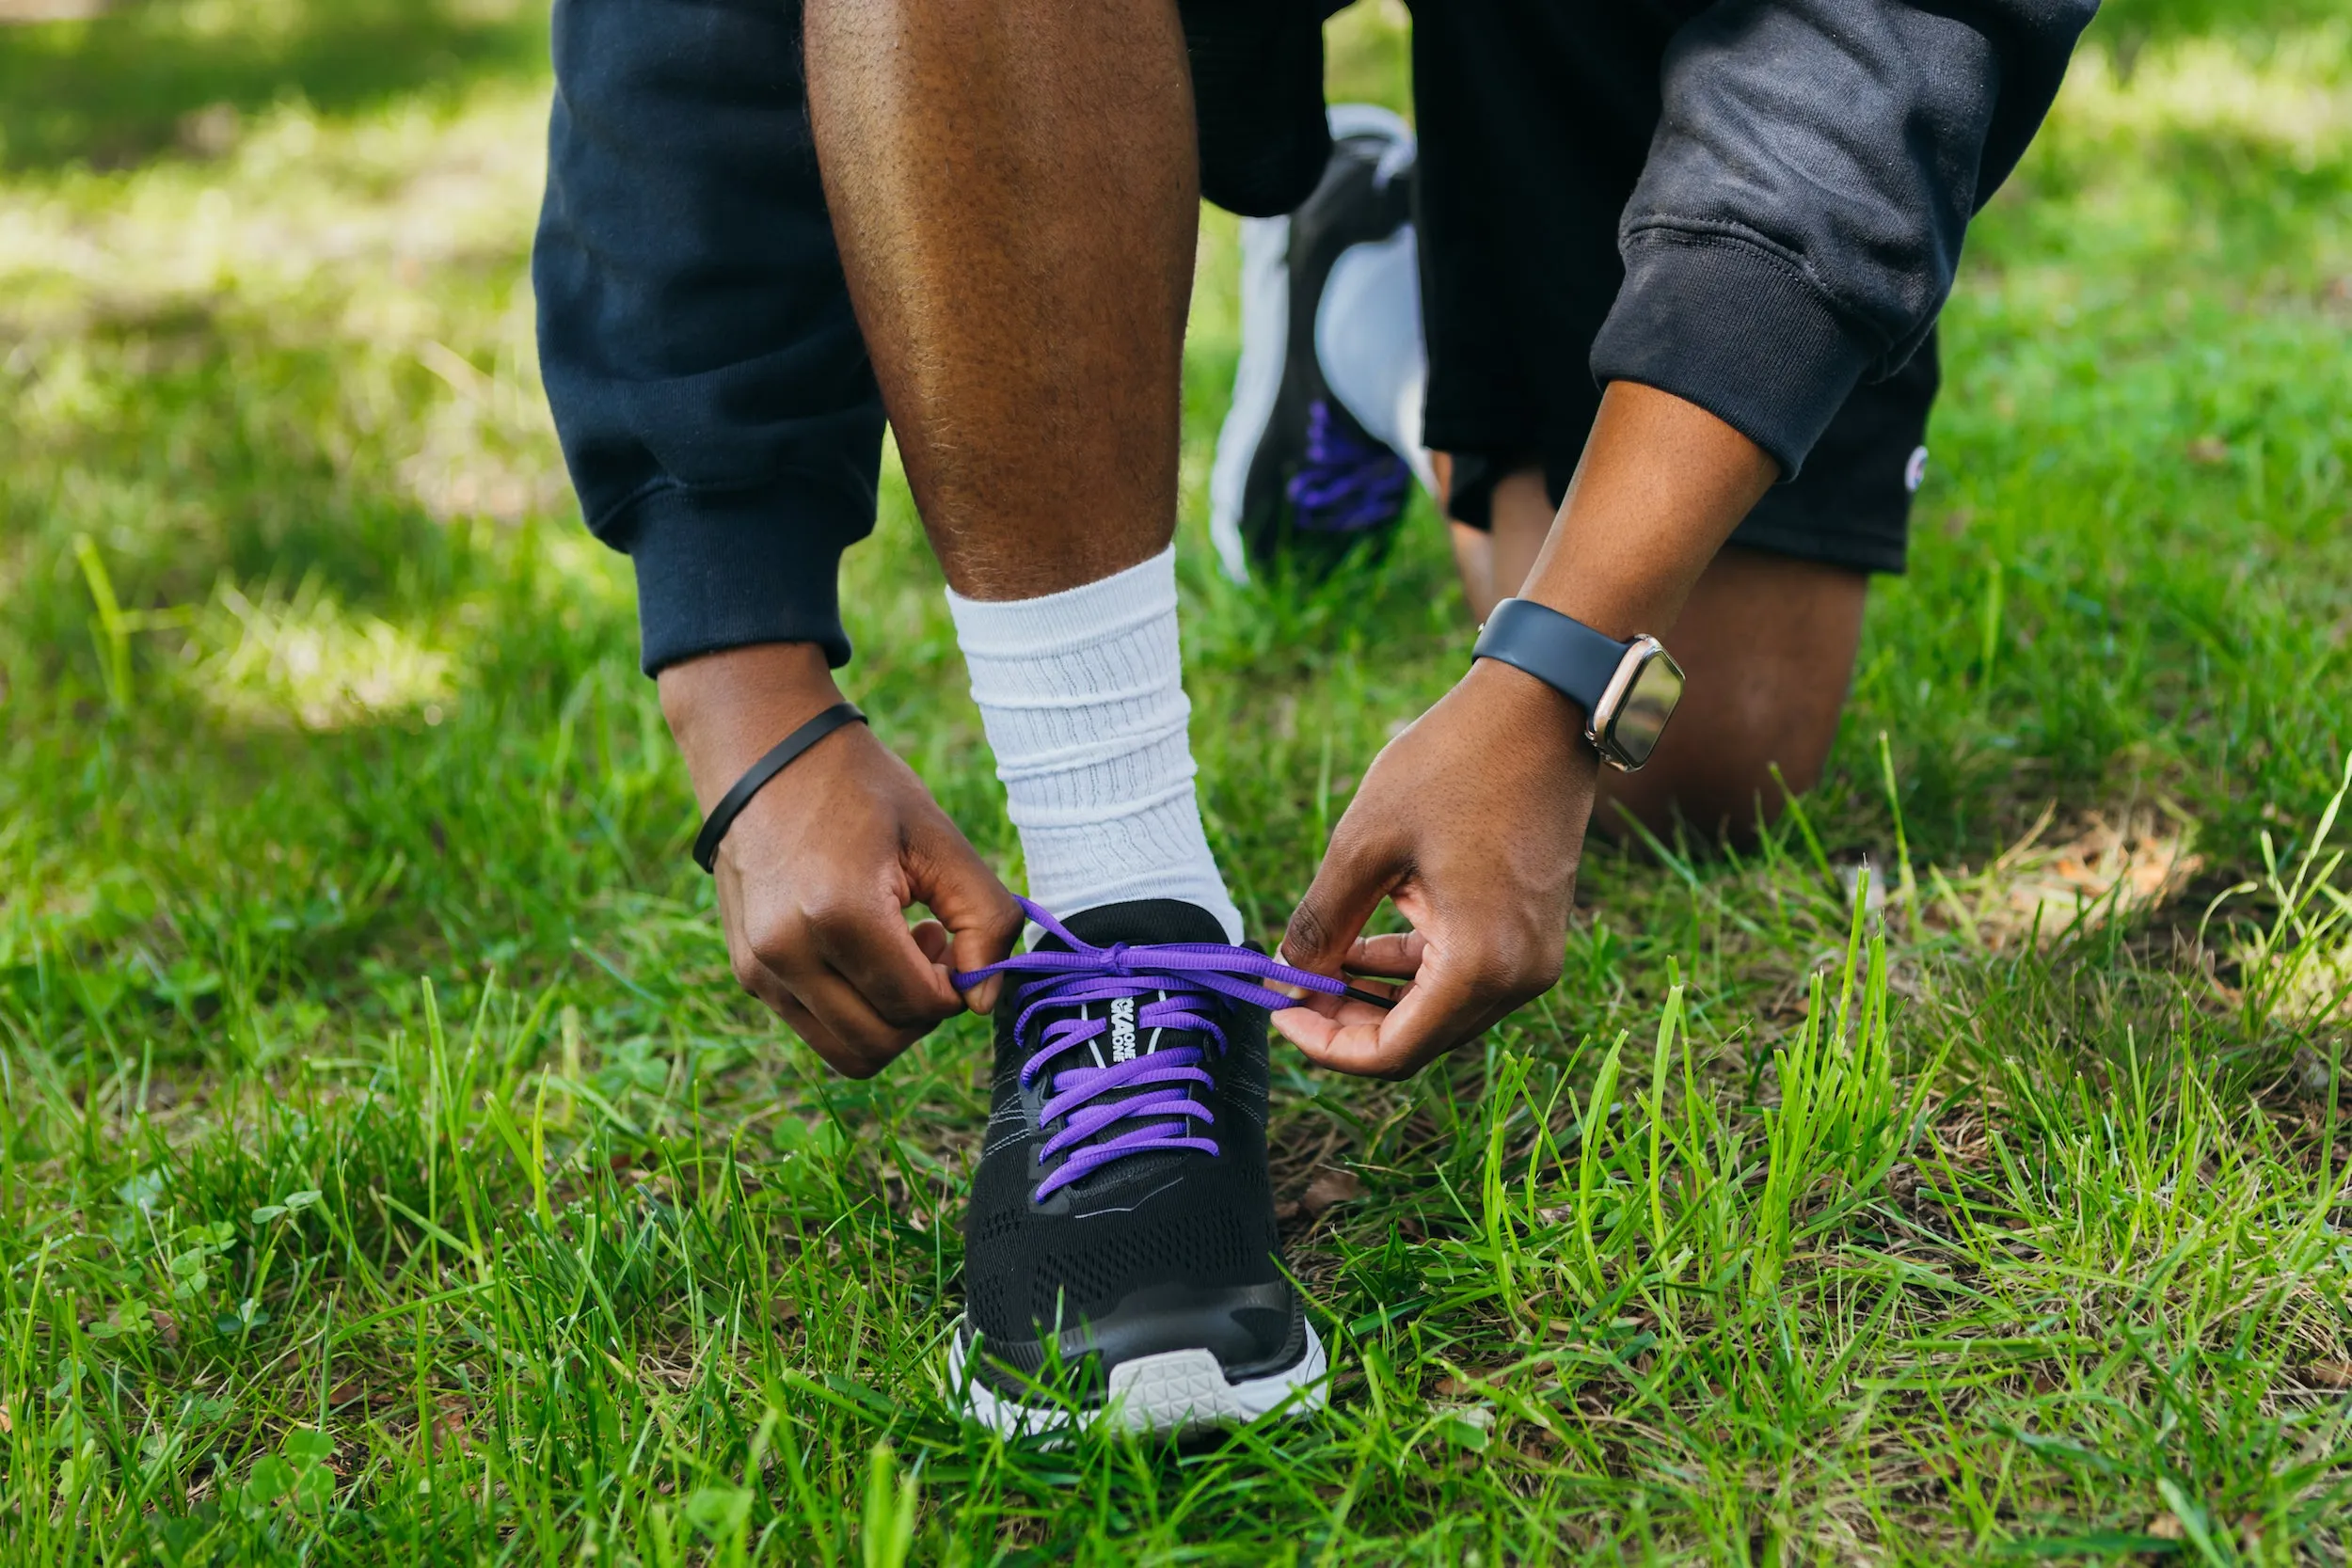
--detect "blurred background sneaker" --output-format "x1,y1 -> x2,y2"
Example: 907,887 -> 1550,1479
1209,103 -> 1434,584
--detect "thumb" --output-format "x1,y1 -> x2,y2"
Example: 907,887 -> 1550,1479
906,811 -> 1022,1014
1283,823 -> 1401,980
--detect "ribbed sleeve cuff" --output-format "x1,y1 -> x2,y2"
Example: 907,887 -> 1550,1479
1590,230 -> 1877,480
612,480 -> 872,675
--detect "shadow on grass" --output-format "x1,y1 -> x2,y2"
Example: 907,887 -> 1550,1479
0,0 -> 548,172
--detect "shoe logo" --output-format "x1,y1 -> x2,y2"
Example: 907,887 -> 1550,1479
1109,996 -> 1139,1061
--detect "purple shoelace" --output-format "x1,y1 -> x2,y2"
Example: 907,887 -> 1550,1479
1287,398 -> 1412,534
954,897 -> 1370,1200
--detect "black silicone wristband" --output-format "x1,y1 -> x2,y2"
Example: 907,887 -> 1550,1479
691,702 -> 867,873
1470,597 -> 1628,716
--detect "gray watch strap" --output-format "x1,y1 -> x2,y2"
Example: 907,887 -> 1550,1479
1470,597 -> 1628,716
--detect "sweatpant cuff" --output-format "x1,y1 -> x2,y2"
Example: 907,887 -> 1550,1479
1590,229 -> 1878,481
613,480 -> 871,675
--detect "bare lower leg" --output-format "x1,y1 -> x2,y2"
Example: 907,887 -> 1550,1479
1448,463 -> 1554,625
804,0 -> 1196,600
1601,546 -> 1867,843
1448,522 -> 1492,614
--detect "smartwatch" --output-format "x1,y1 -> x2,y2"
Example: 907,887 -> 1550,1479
1470,597 -> 1685,771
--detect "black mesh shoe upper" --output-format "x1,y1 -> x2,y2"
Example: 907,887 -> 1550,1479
957,900 -> 1309,1398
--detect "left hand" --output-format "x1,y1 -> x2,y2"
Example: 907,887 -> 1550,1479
1272,657 -> 1599,1077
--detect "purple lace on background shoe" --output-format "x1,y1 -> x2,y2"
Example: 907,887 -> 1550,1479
1286,399 -> 1411,534
955,897 -> 1384,1200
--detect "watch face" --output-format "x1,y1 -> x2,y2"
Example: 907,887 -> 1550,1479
1604,646 -> 1684,769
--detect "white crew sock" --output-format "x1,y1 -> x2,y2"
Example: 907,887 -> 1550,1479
1316,222 -> 1439,500
946,546 -> 1244,942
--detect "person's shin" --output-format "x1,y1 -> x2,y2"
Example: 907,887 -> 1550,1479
1451,464 -> 1554,626
947,546 -> 1243,942
1596,546 -> 1868,846
1448,520 -> 1493,618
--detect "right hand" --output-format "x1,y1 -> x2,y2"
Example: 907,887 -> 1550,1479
660,642 -> 1023,1077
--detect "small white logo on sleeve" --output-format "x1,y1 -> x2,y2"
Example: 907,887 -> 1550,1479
1109,996 -> 1139,1061
1904,445 -> 1930,493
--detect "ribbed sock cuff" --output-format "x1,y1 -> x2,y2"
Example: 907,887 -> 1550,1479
946,547 -> 1244,943
943,547 -> 1179,657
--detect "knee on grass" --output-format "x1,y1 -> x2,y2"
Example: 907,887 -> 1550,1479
1597,727 -> 1836,850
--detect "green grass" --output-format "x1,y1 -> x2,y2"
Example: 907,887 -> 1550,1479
5,0 -> 2352,1560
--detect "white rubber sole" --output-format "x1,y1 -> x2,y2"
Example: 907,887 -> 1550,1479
1207,211 -> 1291,587
950,1323 -> 1329,1438
1314,227 -> 1437,500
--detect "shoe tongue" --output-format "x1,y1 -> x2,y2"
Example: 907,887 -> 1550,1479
1041,899 -> 1233,952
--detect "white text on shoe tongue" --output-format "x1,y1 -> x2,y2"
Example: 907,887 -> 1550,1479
1109,996 -> 1139,1062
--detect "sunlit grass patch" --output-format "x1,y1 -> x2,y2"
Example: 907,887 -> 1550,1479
184,581 -> 453,733
2061,25 -> 2352,170
2209,753 -> 2352,1031
4,0 -> 2352,1560
1928,805 -> 2206,952
0,86 -> 550,330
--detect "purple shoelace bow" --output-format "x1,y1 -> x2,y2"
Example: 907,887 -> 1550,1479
954,897 -> 1367,1200
1287,398 -> 1412,534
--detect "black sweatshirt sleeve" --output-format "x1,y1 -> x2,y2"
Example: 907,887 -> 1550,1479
1589,0 -> 2099,478
533,0 -> 881,674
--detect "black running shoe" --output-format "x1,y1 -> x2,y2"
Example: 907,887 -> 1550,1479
949,896 -> 1362,1435
1210,104 -> 1419,584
